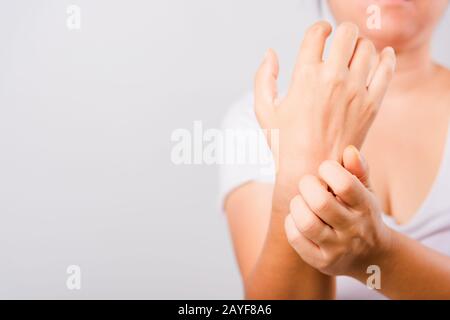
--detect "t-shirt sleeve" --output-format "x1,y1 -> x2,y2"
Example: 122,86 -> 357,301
218,93 -> 275,209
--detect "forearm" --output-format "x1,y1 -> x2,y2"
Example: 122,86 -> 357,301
352,229 -> 450,299
244,169 -> 335,300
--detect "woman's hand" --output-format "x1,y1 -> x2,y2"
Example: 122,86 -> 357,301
284,146 -> 393,277
254,21 -> 396,178
244,21 -> 396,299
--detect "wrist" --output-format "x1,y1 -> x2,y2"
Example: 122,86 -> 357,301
276,159 -> 321,184
276,148 -> 342,178
271,149 -> 342,217
271,164 -> 319,217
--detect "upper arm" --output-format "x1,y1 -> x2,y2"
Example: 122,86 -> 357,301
220,94 -> 275,280
224,181 -> 273,281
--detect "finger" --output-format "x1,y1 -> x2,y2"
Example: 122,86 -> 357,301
298,175 -> 352,229
285,214 -> 322,261
318,160 -> 368,209
326,22 -> 359,69
367,51 -> 379,87
367,47 -> 396,109
254,48 -> 279,127
289,194 -> 336,245
349,38 -> 376,86
343,145 -> 371,188
296,21 -> 332,66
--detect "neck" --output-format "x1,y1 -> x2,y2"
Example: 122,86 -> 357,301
385,41 -> 437,97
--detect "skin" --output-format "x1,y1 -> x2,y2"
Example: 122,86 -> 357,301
286,146 -> 450,299
225,0 -> 450,299
248,20 -> 395,300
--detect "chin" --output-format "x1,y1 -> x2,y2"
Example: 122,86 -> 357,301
328,0 -> 447,52
366,33 -> 412,52
361,18 -> 421,51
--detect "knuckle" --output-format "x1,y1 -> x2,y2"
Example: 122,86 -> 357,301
337,178 -> 354,196
365,101 -> 378,119
348,224 -> 363,238
317,256 -> 332,271
299,215 -> 317,235
287,236 -> 302,250
313,193 -> 332,214
338,22 -> 359,38
287,233 -> 298,246
362,97 -> 379,119
346,81 -> 364,99
299,220 -> 316,234
319,160 -> 339,175
359,38 -> 376,54
382,63 -> 395,79
322,68 -> 347,88
306,21 -> 331,37
364,96 -> 377,110
292,64 -> 318,87
306,25 -> 322,38
322,159 -> 338,168
322,250 -> 340,267
383,49 -> 396,64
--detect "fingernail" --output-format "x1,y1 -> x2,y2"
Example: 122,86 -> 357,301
385,46 -> 395,55
349,145 -> 358,156
349,145 -> 364,163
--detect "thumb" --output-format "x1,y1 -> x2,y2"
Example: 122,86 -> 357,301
343,145 -> 370,188
254,48 -> 279,128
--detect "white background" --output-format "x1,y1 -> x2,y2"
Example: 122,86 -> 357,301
0,0 -> 449,299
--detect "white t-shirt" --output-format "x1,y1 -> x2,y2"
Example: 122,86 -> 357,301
219,93 -> 450,299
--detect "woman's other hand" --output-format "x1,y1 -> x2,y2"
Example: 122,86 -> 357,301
284,146 -> 393,277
